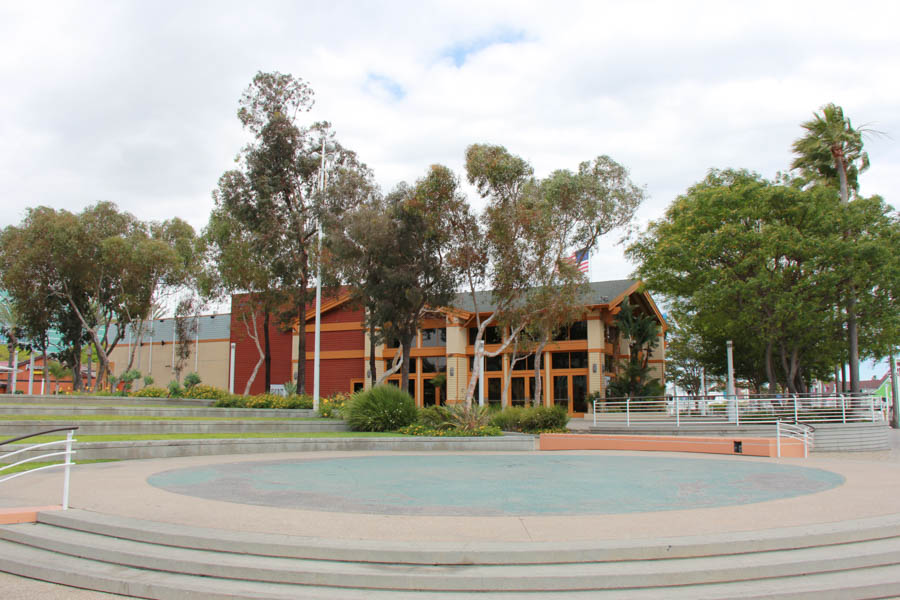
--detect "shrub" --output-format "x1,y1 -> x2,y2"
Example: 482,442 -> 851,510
119,370 -> 142,392
211,392 -> 313,409
490,405 -> 569,433
183,384 -> 230,401
131,386 -> 168,398
398,423 -> 502,437
167,380 -> 184,398
271,394 -> 313,409
418,405 -> 454,430
319,393 -> 349,418
143,375 -> 154,387
283,381 -> 297,396
344,385 -> 417,432
183,372 -> 202,389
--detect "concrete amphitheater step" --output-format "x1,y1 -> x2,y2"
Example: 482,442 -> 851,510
4,520 -> 900,592
0,395 -> 215,407
0,406 -> 318,418
0,510 -> 899,597
0,419 -> 348,437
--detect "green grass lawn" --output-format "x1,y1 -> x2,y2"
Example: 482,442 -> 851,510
16,431 -> 406,443
0,414 -> 323,422
0,459 -> 118,475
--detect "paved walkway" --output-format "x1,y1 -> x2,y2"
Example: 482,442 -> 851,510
1,428 -> 899,597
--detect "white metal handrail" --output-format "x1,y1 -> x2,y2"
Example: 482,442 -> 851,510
593,394 -> 885,427
776,421 -> 814,458
0,427 -> 78,510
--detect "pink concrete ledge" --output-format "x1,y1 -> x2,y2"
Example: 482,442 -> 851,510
0,505 -> 62,525
540,433 -> 805,458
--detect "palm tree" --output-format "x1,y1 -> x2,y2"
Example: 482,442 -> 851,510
791,103 -> 870,203
791,103 -> 872,395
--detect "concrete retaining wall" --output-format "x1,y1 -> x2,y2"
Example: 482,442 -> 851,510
0,395 -> 214,407
0,406 -> 317,418
587,422 -> 891,452
6,435 -> 537,461
0,420 -> 348,438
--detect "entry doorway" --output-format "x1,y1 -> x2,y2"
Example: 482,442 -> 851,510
553,374 -> 589,416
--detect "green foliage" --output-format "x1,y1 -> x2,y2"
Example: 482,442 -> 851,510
318,392 -> 349,418
344,385 -> 418,432
398,423 -> 501,437
417,404 -> 493,432
283,381 -> 297,396
489,405 -> 569,433
119,369 -> 141,392
183,372 -> 202,389
166,380 -> 184,398
130,386 -> 168,398
211,393 -> 314,409
143,375 -> 154,386
182,384 -> 229,401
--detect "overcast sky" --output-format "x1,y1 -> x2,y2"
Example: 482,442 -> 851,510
2,1 -> 898,375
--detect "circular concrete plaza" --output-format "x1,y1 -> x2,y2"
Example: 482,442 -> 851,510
146,454 -> 844,516
5,447 -> 900,543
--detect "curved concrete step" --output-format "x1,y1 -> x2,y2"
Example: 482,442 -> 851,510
0,406 -> 317,418
3,520 -> 900,592
0,419 -> 348,437
36,509 -> 900,565
1,532 -> 900,599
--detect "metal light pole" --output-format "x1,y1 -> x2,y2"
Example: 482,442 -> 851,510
313,135 -> 327,412
726,340 -> 736,422
477,340 -> 485,407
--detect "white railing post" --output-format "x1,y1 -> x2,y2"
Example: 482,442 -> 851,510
793,394 -> 799,423
840,395 -> 846,424
803,429 -> 809,458
626,397 -> 631,427
593,400 -> 597,426
735,395 -> 740,427
870,396 -> 876,422
62,430 -> 74,510
675,395 -> 680,427
776,421 -> 781,458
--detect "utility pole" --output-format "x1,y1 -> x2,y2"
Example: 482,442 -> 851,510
726,340 -> 736,422
313,134 -> 327,413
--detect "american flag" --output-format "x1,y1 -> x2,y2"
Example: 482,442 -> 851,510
567,248 -> 590,273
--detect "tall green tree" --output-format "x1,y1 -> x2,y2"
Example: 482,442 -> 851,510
606,302 -> 663,399
459,144 -> 644,406
791,103 -> 873,394
218,71 -> 370,393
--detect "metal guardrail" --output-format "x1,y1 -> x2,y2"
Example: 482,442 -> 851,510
0,426 -> 78,509
593,394 -> 886,427
776,421 -> 814,458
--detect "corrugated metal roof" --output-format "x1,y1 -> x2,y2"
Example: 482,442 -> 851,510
109,314 -> 230,344
449,279 -> 638,314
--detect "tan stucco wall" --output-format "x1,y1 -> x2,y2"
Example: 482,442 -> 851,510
107,340 -> 230,390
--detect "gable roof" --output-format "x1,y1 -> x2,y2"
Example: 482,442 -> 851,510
450,279 -> 640,314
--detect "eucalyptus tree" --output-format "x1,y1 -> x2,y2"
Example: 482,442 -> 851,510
459,144 -> 644,406
791,103 -> 874,394
217,71 -> 371,393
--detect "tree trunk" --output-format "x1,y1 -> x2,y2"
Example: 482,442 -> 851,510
241,311 -> 265,396
533,337 -> 549,407
86,350 -> 93,391
368,319 -> 377,388
296,296 -> 307,394
779,343 -> 796,394
72,340 -> 83,392
263,308 -> 271,394
842,362 -> 848,393
5,334 -> 14,394
765,341 -> 778,395
847,294 -> 860,394
400,333 -> 414,396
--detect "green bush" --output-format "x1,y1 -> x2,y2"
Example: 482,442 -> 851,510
418,405 -> 454,430
166,380 -> 184,398
131,386 -> 168,398
183,372 -> 202,389
490,405 -> 569,433
211,392 -> 313,409
398,423 -> 502,437
183,384 -> 230,401
143,375 -> 154,387
344,385 -> 417,432
318,393 -> 349,418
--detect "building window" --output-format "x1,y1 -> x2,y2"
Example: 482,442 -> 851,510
553,321 -> 588,341
551,351 -> 588,370
605,325 -> 619,344
421,328 -> 446,347
385,358 -> 416,373
511,354 -> 536,371
470,355 -> 502,372
469,325 -> 502,345
421,356 -> 447,373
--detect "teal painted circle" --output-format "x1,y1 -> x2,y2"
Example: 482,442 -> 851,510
147,455 -> 844,516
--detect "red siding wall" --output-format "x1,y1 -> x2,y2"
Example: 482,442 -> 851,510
230,296 -> 294,395
301,358 -> 363,397
304,330 -> 365,352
